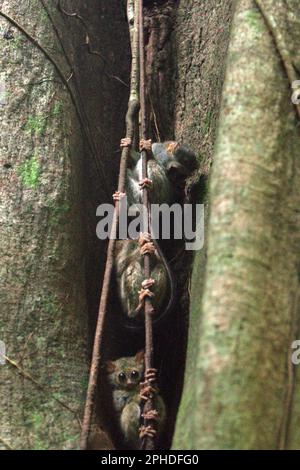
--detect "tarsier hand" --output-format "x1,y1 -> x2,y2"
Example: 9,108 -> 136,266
135,279 -> 155,314
139,139 -> 152,152
139,178 -> 153,189
120,137 -> 132,148
138,233 -> 152,246
113,191 -> 126,202
138,288 -> 154,302
139,425 -> 157,439
140,242 -> 155,256
138,233 -> 156,256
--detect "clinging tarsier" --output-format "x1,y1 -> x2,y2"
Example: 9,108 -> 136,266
113,137 -> 198,206
114,233 -> 169,321
106,350 -> 166,449
113,138 -> 197,325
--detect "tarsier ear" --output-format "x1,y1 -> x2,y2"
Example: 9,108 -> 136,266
166,141 -> 180,154
135,350 -> 145,364
106,361 -> 116,373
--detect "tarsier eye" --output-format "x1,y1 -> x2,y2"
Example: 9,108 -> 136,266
130,370 -> 139,380
118,372 -> 126,383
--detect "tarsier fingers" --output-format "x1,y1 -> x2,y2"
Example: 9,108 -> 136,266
139,177 -> 153,189
139,383 -> 158,402
138,232 -> 152,246
144,368 -> 157,383
120,137 -> 132,148
135,286 -> 155,314
142,409 -> 159,422
166,141 -> 180,154
113,191 -> 126,202
140,242 -> 156,256
138,288 -> 155,301
139,425 -> 157,439
139,139 -> 152,152
142,279 -> 155,290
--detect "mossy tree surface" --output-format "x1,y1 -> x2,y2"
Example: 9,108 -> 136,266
0,0 -> 88,449
139,0 -> 234,447
0,0 -> 235,449
174,0 -> 300,450
0,0 -> 130,450
2,0 -> 299,451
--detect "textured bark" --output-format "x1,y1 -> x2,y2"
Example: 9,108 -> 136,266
136,1 -> 233,449
0,0 -> 88,450
4,0 -> 298,451
0,0 -> 128,450
174,0 -> 300,450
0,0 -> 234,449
172,0 -> 234,448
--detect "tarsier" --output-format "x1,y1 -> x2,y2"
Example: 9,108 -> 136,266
106,350 -> 166,449
113,137 -> 198,324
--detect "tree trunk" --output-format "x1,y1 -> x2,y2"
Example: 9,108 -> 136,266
0,0 -> 89,450
0,0 -> 234,450
3,0 -> 299,451
174,0 -> 300,450
0,0 -> 129,450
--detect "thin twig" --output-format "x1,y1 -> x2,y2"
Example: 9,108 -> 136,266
149,95 -> 161,142
39,1 -> 107,165
84,36 -> 129,88
0,10 -> 72,96
139,0 -> 156,450
57,0 -> 129,88
80,0 -> 140,450
18,332 -> 34,364
5,355 -> 82,428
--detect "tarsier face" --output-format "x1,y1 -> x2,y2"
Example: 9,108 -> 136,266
165,143 -> 198,189
106,350 -> 144,390
174,146 -> 198,173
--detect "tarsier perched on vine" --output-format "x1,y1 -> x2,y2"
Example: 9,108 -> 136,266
113,137 -> 198,324
106,350 -> 166,449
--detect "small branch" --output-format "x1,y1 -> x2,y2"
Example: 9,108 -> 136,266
39,1 -> 107,182
0,436 -> 14,451
80,0 -> 141,450
254,0 -> 300,121
149,96 -> 161,143
0,10 -> 72,94
32,77 -> 62,86
84,35 -> 129,88
5,355 -> 82,428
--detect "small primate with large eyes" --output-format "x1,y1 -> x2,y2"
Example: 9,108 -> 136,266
113,137 -> 198,206
106,350 -> 166,449
113,137 -> 198,324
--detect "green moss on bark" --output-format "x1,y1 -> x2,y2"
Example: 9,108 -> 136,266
174,0 -> 300,450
